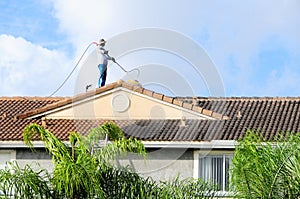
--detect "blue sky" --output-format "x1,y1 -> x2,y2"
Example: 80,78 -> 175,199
0,0 -> 300,97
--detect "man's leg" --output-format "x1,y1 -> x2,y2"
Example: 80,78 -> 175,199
98,64 -> 105,87
98,76 -> 101,88
100,69 -> 107,87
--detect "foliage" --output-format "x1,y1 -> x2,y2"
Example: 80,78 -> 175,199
155,177 -> 217,199
98,166 -> 155,198
84,122 -> 146,167
99,166 -> 216,199
23,124 -> 103,198
83,122 -> 124,149
231,130 -> 300,198
18,122 -> 146,198
0,161 -> 52,198
0,122 -> 217,198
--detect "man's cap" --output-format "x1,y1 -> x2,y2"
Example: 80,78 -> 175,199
99,39 -> 106,45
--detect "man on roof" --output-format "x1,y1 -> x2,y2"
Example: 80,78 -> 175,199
96,39 -> 115,87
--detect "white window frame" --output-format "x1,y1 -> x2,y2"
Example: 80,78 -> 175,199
194,150 -> 233,192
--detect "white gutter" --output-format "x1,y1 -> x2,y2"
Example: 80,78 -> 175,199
0,140 -> 236,149
0,141 -> 69,148
142,140 -> 236,149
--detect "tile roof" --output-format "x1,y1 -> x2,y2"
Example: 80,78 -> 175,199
0,97 -> 67,119
0,97 -> 67,141
2,83 -> 300,142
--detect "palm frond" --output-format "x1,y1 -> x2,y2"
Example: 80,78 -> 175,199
0,161 -> 52,198
23,123 -> 71,164
231,130 -> 300,198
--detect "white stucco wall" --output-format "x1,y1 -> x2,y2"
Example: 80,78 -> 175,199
0,150 -> 16,170
116,148 -> 194,181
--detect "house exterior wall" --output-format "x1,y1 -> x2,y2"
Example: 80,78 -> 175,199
16,148 -> 52,160
0,148 -> 195,180
0,148 -> 54,172
16,148 -> 53,171
0,147 -> 235,189
116,148 -> 194,180
16,159 -> 54,172
0,150 -> 16,169
46,90 -> 209,120
117,148 -> 235,181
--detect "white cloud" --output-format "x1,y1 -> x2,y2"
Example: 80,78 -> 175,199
50,0 -> 300,97
0,0 -> 291,97
192,1 -> 300,96
0,34 -> 72,96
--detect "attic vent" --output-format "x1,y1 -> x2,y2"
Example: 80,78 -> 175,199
42,117 -> 47,128
237,111 -> 242,118
2,112 -> 6,119
112,94 -> 130,112
180,117 -> 186,127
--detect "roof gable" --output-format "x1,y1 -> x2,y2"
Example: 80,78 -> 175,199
17,80 -> 226,120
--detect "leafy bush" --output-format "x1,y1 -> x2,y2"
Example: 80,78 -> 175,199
0,162 -> 52,198
231,130 -> 300,198
0,122 -> 218,198
99,166 -> 216,199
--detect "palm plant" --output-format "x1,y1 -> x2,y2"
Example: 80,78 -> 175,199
231,130 -> 300,198
21,122 -> 146,199
23,124 -> 103,198
0,121 -> 217,198
0,161 -> 52,198
82,122 -> 146,167
154,177 -> 217,199
98,167 -> 217,199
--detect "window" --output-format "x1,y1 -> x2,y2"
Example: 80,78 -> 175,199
198,154 -> 233,191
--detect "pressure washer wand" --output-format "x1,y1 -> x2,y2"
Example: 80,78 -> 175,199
113,59 -> 141,79
113,60 -> 127,73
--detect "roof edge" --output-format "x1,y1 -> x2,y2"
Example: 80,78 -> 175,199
0,140 -> 236,149
143,140 -> 236,149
